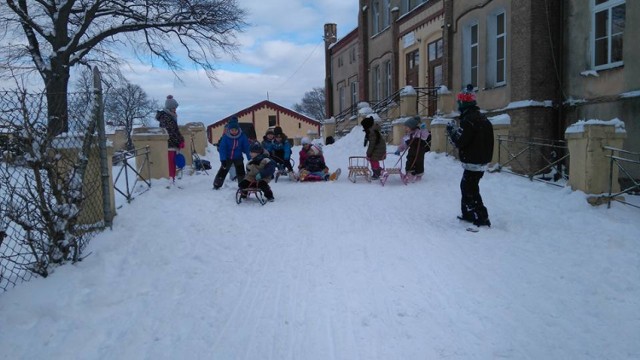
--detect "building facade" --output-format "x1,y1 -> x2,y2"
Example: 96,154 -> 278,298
207,100 -> 322,146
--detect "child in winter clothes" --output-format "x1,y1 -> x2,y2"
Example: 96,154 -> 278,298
261,128 -> 276,154
271,131 -> 293,172
361,115 -> 387,180
395,116 -> 430,181
297,137 -> 341,182
213,116 -> 251,189
446,85 -> 494,227
155,95 -> 185,187
238,143 -> 277,201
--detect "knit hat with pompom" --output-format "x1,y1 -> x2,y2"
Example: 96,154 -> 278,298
165,95 -> 179,110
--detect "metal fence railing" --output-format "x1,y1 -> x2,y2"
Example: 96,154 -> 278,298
113,146 -> 152,207
0,70 -> 111,292
489,135 -> 569,187
603,146 -> 640,209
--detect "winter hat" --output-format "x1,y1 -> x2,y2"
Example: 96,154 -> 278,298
227,116 -> 239,130
301,137 -> 311,145
361,116 -> 374,130
265,128 -> 275,136
274,126 -> 283,136
404,116 -> 420,129
165,95 -> 179,110
250,142 -> 263,153
457,84 -> 477,113
308,144 -> 322,156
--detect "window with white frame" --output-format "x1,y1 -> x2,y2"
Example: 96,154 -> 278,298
372,1 -> 381,34
593,0 -> 625,69
486,11 -> 506,87
382,0 -> 391,29
462,22 -> 479,88
384,60 -> 392,98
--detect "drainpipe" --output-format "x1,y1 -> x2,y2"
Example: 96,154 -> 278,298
392,7 -> 400,94
359,0 -> 370,103
324,23 -> 337,118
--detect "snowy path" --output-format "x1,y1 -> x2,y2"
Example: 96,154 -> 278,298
1,145 -> 639,359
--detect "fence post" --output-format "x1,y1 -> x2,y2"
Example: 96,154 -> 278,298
565,123 -> 626,195
93,67 -> 114,227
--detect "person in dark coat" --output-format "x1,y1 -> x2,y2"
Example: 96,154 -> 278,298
271,129 -> 293,173
446,84 -> 494,227
213,116 -> 251,189
155,95 -> 184,187
361,115 -> 387,179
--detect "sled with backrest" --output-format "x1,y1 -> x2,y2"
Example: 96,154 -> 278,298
380,152 -> 409,186
347,156 -> 372,183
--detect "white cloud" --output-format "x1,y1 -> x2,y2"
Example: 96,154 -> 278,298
2,0 -> 358,126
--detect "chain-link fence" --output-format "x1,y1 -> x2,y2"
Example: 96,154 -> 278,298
0,83 -> 110,292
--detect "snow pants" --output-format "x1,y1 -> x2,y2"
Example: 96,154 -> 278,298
213,158 -> 245,188
460,170 -> 489,222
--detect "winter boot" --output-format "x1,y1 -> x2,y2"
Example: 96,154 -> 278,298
329,168 -> 342,181
371,168 -> 381,180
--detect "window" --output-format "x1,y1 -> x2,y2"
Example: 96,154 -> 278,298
401,0 -> 427,15
349,46 -> 356,64
372,65 -> 381,101
384,60 -> 392,98
428,38 -> 443,61
350,80 -> 358,115
372,1 -> 381,34
462,23 -> 479,88
268,115 -> 276,127
593,0 -> 625,69
338,84 -> 346,112
382,0 -> 391,29
487,11 -> 506,87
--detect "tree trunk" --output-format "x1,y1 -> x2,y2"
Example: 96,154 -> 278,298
45,60 -> 70,137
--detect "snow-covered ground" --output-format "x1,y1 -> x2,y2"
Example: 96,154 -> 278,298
1,127 -> 639,359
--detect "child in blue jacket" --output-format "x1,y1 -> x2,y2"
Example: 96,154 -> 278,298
213,116 -> 251,189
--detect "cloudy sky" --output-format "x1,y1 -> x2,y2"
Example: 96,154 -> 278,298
118,1 -> 358,125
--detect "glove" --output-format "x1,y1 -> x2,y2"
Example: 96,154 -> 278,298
255,173 -> 262,181
179,140 -> 185,149
394,150 -> 400,156
446,122 -> 454,134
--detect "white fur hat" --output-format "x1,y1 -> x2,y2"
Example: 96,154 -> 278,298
301,137 -> 311,145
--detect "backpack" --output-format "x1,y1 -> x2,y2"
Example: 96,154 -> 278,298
193,159 -> 212,171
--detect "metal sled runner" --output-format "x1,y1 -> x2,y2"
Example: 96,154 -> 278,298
235,187 -> 267,205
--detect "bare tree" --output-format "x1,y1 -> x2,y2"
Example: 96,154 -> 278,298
105,82 -> 158,150
0,0 -> 247,135
293,87 -> 326,121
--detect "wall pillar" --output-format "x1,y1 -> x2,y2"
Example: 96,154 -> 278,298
565,124 -> 626,195
491,123 -> 510,164
399,89 -> 417,117
56,137 -> 115,226
323,120 -> 336,140
429,119 -> 448,153
132,127 -> 169,180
